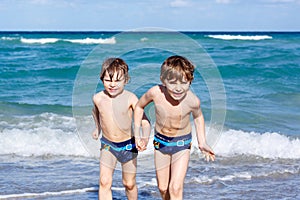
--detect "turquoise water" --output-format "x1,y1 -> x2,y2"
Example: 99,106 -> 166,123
0,31 -> 299,199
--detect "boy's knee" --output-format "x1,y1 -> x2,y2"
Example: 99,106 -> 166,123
100,176 -> 112,189
169,182 -> 183,196
158,184 -> 169,195
123,179 -> 136,191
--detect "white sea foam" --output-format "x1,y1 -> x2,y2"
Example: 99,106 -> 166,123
189,167 -> 299,184
0,186 -> 133,199
1,113 -> 299,159
1,36 -> 18,41
189,172 -> 252,184
207,34 -> 272,40
20,37 -> 59,44
19,37 -> 116,44
212,129 -> 300,159
138,178 -> 157,188
0,127 -> 89,157
0,113 -> 89,157
65,37 -> 116,44
140,37 -> 149,42
0,187 -> 97,199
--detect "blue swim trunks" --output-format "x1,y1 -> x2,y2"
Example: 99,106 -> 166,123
100,137 -> 138,163
153,131 -> 192,155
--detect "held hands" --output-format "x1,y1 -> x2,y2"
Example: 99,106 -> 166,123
136,138 -> 148,151
199,143 -> 215,162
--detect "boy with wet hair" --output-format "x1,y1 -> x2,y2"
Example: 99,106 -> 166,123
135,55 -> 215,200
92,58 -> 150,200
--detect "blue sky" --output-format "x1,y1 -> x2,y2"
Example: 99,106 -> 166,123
0,0 -> 299,31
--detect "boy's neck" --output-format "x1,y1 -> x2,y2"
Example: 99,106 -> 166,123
104,89 -> 125,98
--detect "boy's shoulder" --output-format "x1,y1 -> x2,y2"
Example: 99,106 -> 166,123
94,90 -> 105,97
121,89 -> 137,98
93,91 -> 105,101
151,84 -> 163,93
123,89 -> 135,95
186,90 -> 200,106
145,85 -> 162,97
118,90 -> 138,106
120,89 -> 138,101
187,90 -> 198,98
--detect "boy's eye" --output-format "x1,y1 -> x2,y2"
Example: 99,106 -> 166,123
168,79 -> 178,84
168,80 -> 188,85
115,78 -> 124,82
104,78 -> 124,82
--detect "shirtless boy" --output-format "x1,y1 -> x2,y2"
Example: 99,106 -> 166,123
134,55 -> 215,200
92,58 -> 150,200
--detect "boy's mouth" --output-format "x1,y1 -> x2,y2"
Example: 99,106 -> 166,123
108,88 -> 118,93
173,91 -> 183,96
171,91 -> 185,99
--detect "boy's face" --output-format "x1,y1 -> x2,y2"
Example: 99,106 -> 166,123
102,70 -> 126,97
163,77 -> 190,101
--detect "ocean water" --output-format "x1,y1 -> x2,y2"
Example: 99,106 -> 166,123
0,30 -> 299,200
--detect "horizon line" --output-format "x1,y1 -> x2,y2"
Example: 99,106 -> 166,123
1,30 -> 300,33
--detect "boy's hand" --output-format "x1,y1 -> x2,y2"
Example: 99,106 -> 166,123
136,138 -> 147,151
199,143 -> 215,162
92,129 -> 99,140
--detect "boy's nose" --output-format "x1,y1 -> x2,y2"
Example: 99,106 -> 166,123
110,81 -> 117,87
174,84 -> 182,91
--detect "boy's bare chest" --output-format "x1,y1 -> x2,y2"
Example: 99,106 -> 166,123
97,98 -> 130,116
155,100 -> 190,119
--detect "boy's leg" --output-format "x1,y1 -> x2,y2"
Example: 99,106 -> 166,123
169,149 -> 190,200
122,158 -> 138,200
99,149 -> 117,200
154,150 -> 171,200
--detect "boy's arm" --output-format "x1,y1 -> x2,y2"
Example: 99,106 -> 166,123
192,99 -> 215,161
141,113 -> 151,143
92,97 -> 101,140
134,89 -> 154,151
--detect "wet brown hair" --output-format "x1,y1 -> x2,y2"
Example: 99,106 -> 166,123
160,55 -> 194,83
100,58 -> 129,82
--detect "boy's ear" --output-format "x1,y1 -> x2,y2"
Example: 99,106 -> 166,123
160,76 -> 164,85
